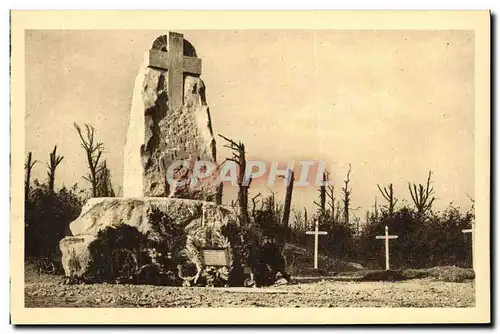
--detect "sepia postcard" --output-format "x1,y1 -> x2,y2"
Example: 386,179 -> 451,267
10,10 -> 490,324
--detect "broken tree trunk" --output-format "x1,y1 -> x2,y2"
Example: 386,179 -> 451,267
218,134 -> 251,226
25,152 -> 37,200
46,145 -> 64,194
408,170 -> 435,217
281,169 -> 295,241
377,183 -> 398,217
342,164 -> 352,226
74,122 -> 105,198
314,172 -> 327,217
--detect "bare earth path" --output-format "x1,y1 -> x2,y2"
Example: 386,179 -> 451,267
25,278 -> 474,308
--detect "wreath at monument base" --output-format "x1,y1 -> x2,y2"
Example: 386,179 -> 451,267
177,223 -> 290,288
176,225 -> 233,287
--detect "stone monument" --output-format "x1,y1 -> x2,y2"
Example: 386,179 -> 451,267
59,32 -> 235,278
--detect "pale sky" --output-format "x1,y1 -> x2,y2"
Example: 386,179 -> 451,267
25,30 -> 475,216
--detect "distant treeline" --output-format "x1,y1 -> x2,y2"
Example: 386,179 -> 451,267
249,169 -> 474,270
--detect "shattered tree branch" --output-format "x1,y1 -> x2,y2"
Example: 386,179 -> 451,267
408,170 -> 435,216
218,133 -> 250,226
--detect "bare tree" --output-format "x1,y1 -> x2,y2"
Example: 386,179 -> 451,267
341,164 -> 352,226
304,207 -> 308,228
353,215 -> 361,237
218,134 -> 250,226
314,171 -> 327,217
74,122 -> 105,197
373,197 -> 379,220
377,183 -> 398,217
263,190 -> 284,221
46,145 -> 64,194
25,152 -> 37,199
335,200 -> 342,225
290,207 -> 305,244
250,192 -> 261,221
465,192 -> 475,205
325,172 -> 336,224
292,207 -> 304,229
96,160 -> 115,197
408,170 -> 435,216
365,209 -> 371,225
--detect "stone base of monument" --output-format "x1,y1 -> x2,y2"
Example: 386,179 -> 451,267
59,197 -> 238,280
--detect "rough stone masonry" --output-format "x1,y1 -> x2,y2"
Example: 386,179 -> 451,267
60,32 -> 235,278
123,32 -> 221,201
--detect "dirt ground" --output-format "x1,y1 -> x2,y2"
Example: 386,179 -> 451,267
24,274 -> 475,308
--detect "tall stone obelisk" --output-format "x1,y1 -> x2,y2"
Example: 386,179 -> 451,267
123,32 -> 221,202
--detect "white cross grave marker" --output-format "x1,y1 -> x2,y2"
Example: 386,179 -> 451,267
306,221 -> 328,269
462,222 -> 475,272
375,225 -> 398,270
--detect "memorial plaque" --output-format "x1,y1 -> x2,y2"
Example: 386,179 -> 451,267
202,249 -> 229,266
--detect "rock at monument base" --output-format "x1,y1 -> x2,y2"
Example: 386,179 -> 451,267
59,197 -> 238,278
59,234 -> 97,278
68,197 -> 236,236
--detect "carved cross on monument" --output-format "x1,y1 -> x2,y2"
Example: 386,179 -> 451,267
462,222 -> 476,272
306,221 -> 328,269
375,225 -> 398,270
147,32 -> 202,110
